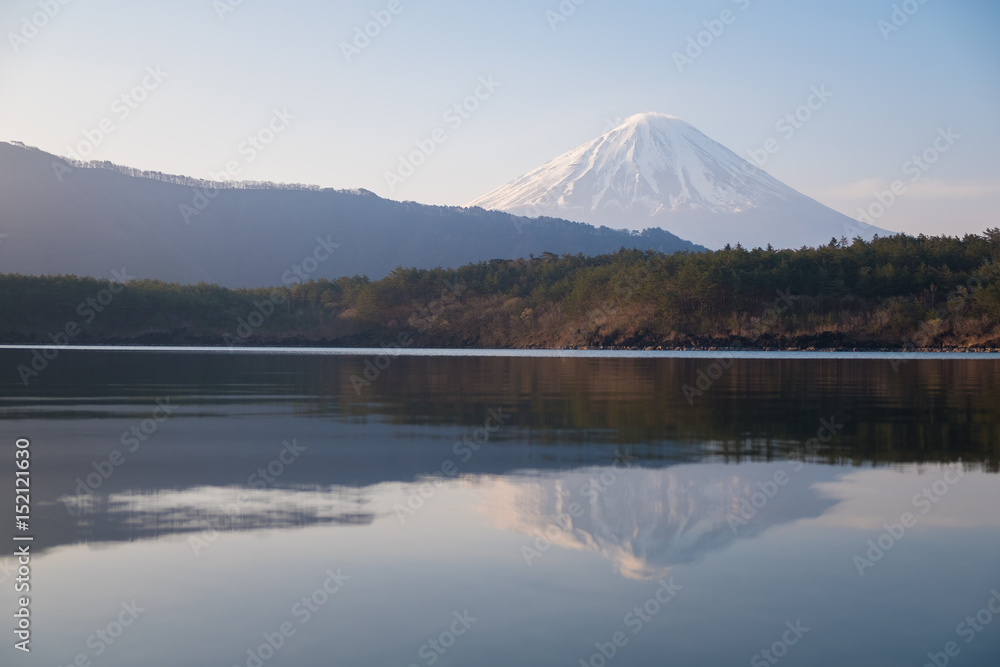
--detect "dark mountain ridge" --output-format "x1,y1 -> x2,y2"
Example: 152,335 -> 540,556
0,142 -> 700,287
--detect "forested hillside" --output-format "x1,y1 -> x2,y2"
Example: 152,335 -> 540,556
2,231 -> 999,355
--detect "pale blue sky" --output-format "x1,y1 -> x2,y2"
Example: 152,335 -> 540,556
1,0 -> 997,236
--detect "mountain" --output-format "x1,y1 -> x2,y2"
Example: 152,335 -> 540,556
0,142 -> 700,288
470,112 -> 894,250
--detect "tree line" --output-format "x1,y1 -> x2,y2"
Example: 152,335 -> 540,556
1,230 -> 998,350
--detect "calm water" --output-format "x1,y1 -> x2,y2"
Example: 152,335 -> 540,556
1,349 -> 998,667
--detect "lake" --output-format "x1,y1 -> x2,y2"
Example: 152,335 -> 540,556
1,349 -> 998,666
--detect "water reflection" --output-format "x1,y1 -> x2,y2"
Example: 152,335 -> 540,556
41,459 -> 844,584
0,350 -> 998,666
2,350 -> 998,469
480,463 -> 839,579
59,485 -> 374,543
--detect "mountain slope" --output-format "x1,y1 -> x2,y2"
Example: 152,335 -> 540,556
0,142 -> 700,287
470,112 -> 894,250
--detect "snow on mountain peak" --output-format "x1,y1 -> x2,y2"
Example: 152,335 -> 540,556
470,112 -> 789,225
619,111 -> 686,128
469,113 -> 893,249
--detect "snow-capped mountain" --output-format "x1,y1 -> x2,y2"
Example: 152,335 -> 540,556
470,112 -> 894,250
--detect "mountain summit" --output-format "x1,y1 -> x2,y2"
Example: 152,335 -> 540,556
470,113 -> 893,249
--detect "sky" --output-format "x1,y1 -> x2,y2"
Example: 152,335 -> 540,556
1,0 -> 998,237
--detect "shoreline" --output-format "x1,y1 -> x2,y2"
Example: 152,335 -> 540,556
3,330 -> 999,354
1,339 -> 997,354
